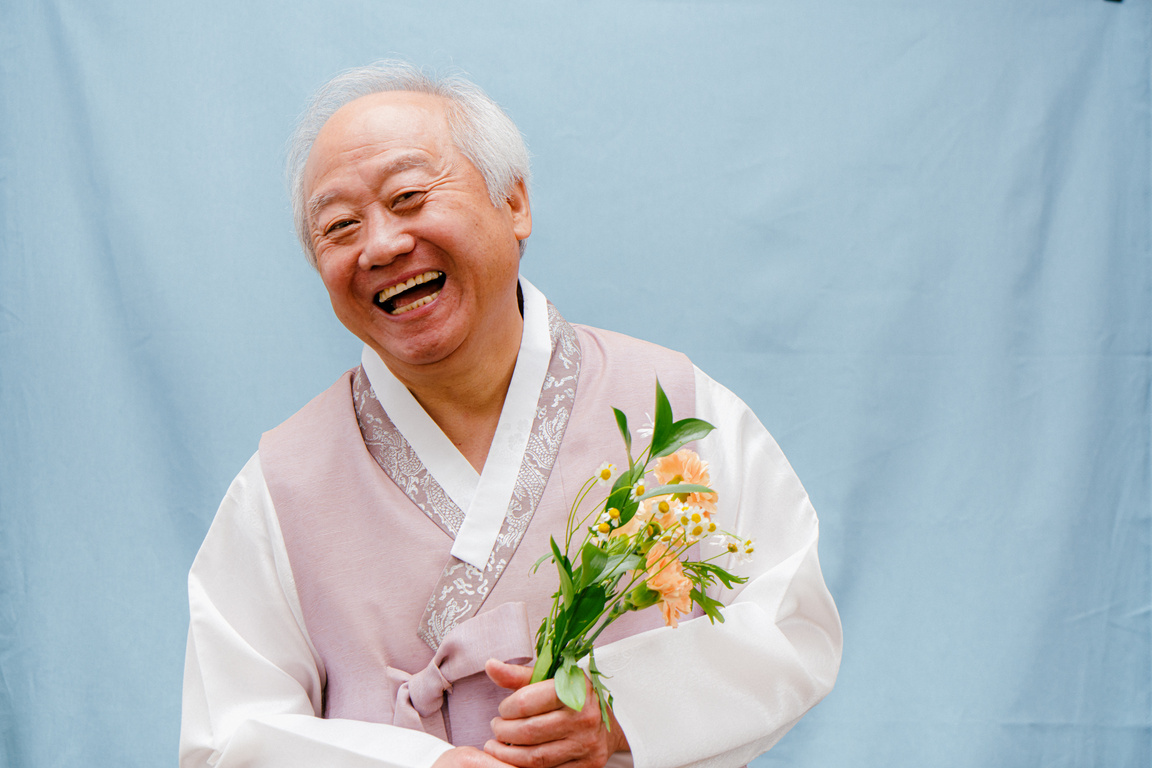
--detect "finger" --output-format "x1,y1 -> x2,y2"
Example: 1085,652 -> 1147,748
490,708 -> 577,746
497,679 -> 566,719
484,738 -> 584,768
485,658 -> 535,691
433,746 -> 518,768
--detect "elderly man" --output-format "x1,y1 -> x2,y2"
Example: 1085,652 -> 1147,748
180,62 -> 841,768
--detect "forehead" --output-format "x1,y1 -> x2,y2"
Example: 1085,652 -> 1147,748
304,91 -> 455,193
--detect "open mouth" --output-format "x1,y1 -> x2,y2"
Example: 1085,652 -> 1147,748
376,270 -> 446,315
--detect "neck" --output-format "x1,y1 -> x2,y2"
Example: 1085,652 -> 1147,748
383,308 -> 524,473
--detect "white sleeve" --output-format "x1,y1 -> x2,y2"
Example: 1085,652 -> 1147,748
593,367 -> 843,768
179,453 -> 454,768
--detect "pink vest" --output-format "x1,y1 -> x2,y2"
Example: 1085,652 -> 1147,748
259,324 -> 696,747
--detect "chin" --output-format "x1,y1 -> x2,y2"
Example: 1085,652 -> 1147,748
372,333 -> 463,369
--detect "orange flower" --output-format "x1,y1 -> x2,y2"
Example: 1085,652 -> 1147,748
645,543 -> 694,628
652,449 -> 718,519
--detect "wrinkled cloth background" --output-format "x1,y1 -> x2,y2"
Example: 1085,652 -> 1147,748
1,1 -> 1148,766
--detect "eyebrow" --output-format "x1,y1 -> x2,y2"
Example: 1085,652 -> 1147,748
306,153 -> 432,226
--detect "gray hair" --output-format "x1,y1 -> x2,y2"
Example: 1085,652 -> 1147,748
286,60 -> 531,268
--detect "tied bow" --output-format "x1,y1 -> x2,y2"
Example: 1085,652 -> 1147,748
389,601 -> 534,740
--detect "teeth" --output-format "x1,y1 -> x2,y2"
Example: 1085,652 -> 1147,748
377,271 -> 443,303
390,290 -> 440,315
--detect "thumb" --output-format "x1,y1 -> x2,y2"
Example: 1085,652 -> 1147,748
485,658 -> 534,691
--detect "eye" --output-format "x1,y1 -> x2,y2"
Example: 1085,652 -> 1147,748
324,218 -> 357,236
392,190 -> 422,208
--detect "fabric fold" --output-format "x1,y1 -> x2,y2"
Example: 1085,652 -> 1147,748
387,602 -> 534,743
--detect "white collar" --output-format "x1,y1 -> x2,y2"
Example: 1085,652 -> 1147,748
360,276 -> 552,569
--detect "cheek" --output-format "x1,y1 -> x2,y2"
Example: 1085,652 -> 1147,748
316,264 -> 339,297
317,264 -> 357,313
317,244 -> 356,283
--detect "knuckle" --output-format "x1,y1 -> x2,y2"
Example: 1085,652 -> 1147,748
449,748 -> 475,768
530,719 -> 553,743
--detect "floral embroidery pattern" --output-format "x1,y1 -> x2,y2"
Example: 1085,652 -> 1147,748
352,372 -> 466,537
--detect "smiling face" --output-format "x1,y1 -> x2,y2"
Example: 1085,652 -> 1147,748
303,91 -> 531,377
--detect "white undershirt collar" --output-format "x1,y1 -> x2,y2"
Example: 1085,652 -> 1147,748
360,276 -> 552,570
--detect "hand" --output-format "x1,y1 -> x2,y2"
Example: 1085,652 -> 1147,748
432,747 -> 517,768
483,659 -> 630,768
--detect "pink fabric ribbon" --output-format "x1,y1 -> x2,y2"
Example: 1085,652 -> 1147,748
389,601 -> 534,741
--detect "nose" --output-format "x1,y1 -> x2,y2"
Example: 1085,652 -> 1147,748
358,210 -> 415,270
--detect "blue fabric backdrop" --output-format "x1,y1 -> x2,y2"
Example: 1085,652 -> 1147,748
1,1 -> 1148,766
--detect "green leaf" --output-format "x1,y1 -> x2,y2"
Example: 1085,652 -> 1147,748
597,688 -> 612,730
530,644 -> 553,684
650,380 -> 675,456
600,551 -> 643,584
567,584 -> 609,638
552,605 -> 570,647
616,498 -> 640,526
587,650 -> 608,679
587,653 -> 614,731
606,535 -> 632,555
612,407 -> 632,460
684,560 -> 749,589
690,587 -> 727,624
557,569 -> 574,609
578,541 -> 609,589
530,551 -> 553,573
549,536 -> 571,570
551,538 -> 574,608
651,418 -> 716,459
636,482 -> 714,501
534,615 -> 550,648
554,657 -> 587,712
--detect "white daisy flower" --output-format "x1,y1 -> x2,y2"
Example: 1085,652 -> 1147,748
708,532 -> 735,549
589,516 -> 613,543
595,462 -> 617,487
737,537 -> 756,565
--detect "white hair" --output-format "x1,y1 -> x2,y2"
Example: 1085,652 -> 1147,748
286,60 -> 531,268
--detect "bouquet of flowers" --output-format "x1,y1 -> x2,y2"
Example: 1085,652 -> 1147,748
530,380 -> 755,725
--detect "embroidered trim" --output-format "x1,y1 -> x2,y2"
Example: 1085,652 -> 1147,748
352,369 -> 465,537
352,303 -> 582,649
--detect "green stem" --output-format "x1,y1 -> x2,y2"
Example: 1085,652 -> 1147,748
564,478 -> 598,553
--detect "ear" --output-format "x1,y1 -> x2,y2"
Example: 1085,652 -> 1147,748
505,178 -> 532,242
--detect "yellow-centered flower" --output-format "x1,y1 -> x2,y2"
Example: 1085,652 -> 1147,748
653,449 -> 718,519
